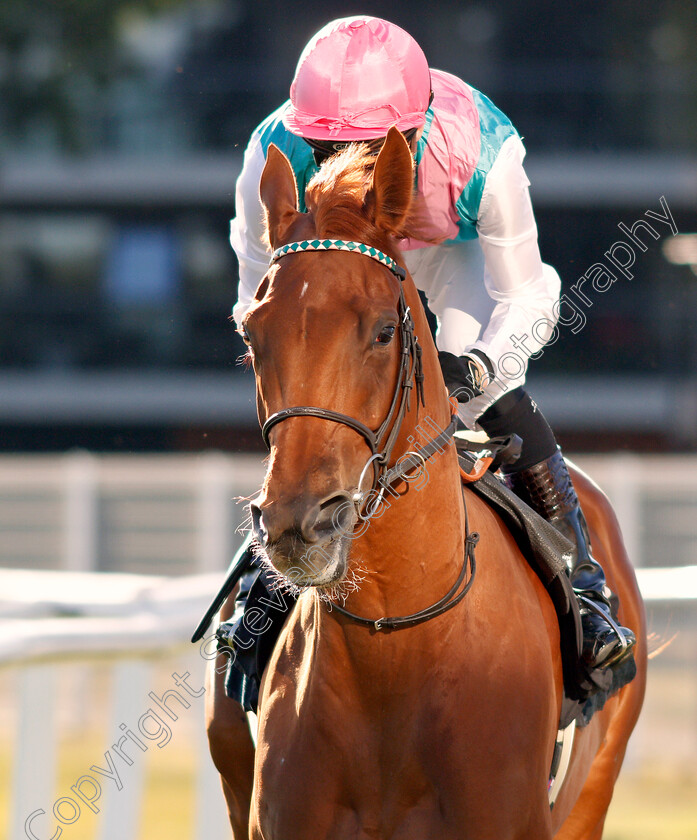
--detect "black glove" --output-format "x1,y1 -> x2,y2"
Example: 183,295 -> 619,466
438,349 -> 494,404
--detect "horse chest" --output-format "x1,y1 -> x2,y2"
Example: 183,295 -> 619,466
253,710 -> 545,840
253,711 -> 468,840
254,648 -> 550,840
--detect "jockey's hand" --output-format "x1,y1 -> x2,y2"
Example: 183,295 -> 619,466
438,350 -> 494,403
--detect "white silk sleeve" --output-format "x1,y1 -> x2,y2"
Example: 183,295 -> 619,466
470,134 -> 561,369
230,136 -> 271,329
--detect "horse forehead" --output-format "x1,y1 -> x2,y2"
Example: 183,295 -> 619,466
267,252 -> 399,314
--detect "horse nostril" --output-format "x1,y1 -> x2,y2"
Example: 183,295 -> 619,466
306,492 -> 355,540
250,503 -> 268,547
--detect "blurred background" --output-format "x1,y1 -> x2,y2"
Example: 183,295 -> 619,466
1,1 -> 696,838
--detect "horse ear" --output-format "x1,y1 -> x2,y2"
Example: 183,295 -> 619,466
259,144 -> 301,249
369,126 -> 414,235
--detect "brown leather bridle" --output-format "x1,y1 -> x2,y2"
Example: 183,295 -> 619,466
258,240 -> 477,631
261,239 -> 441,515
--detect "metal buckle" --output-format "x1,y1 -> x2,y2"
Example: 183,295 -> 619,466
353,453 -> 385,520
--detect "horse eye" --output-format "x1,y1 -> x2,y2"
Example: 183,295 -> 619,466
375,325 -> 396,345
240,326 -> 251,346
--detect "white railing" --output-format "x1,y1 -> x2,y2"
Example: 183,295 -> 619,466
0,566 -> 697,840
2,561 -> 696,840
1,569 -> 231,840
0,452 -> 265,576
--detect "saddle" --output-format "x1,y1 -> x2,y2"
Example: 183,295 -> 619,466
217,440 -> 635,728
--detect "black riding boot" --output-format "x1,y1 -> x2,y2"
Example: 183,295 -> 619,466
215,546 -> 296,712
214,548 -> 262,710
478,388 -> 636,671
503,451 -> 636,669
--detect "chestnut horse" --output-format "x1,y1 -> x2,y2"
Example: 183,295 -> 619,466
206,129 -> 646,839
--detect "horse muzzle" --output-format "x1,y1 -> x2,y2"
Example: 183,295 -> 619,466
250,491 -> 356,586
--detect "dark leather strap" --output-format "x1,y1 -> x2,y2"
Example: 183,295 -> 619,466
190,535 -> 256,643
330,488 -> 477,631
262,406 -> 378,452
380,414 -> 459,489
254,240 -> 477,632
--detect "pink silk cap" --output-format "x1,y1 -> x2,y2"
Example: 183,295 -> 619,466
284,16 -> 431,140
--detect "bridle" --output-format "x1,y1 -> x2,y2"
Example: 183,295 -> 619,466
262,239 -> 460,517
259,238 -> 476,630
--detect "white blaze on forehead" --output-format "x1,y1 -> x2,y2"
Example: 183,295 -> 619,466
299,281 -> 309,299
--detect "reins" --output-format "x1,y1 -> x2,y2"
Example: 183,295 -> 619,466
263,238 -> 477,631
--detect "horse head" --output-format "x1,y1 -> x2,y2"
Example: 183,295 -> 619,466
243,128 -> 452,589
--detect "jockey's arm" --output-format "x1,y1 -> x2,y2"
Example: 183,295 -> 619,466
230,134 -> 269,330
470,135 -> 561,373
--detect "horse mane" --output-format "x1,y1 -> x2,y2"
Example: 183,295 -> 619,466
304,144 -> 432,253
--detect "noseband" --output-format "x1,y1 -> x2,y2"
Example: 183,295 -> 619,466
262,239 -> 458,514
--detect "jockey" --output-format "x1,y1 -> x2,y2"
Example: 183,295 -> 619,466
228,16 -> 635,675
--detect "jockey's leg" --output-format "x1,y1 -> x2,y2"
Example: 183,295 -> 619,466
478,387 -> 636,670
215,538 -> 297,713
216,557 -> 262,711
